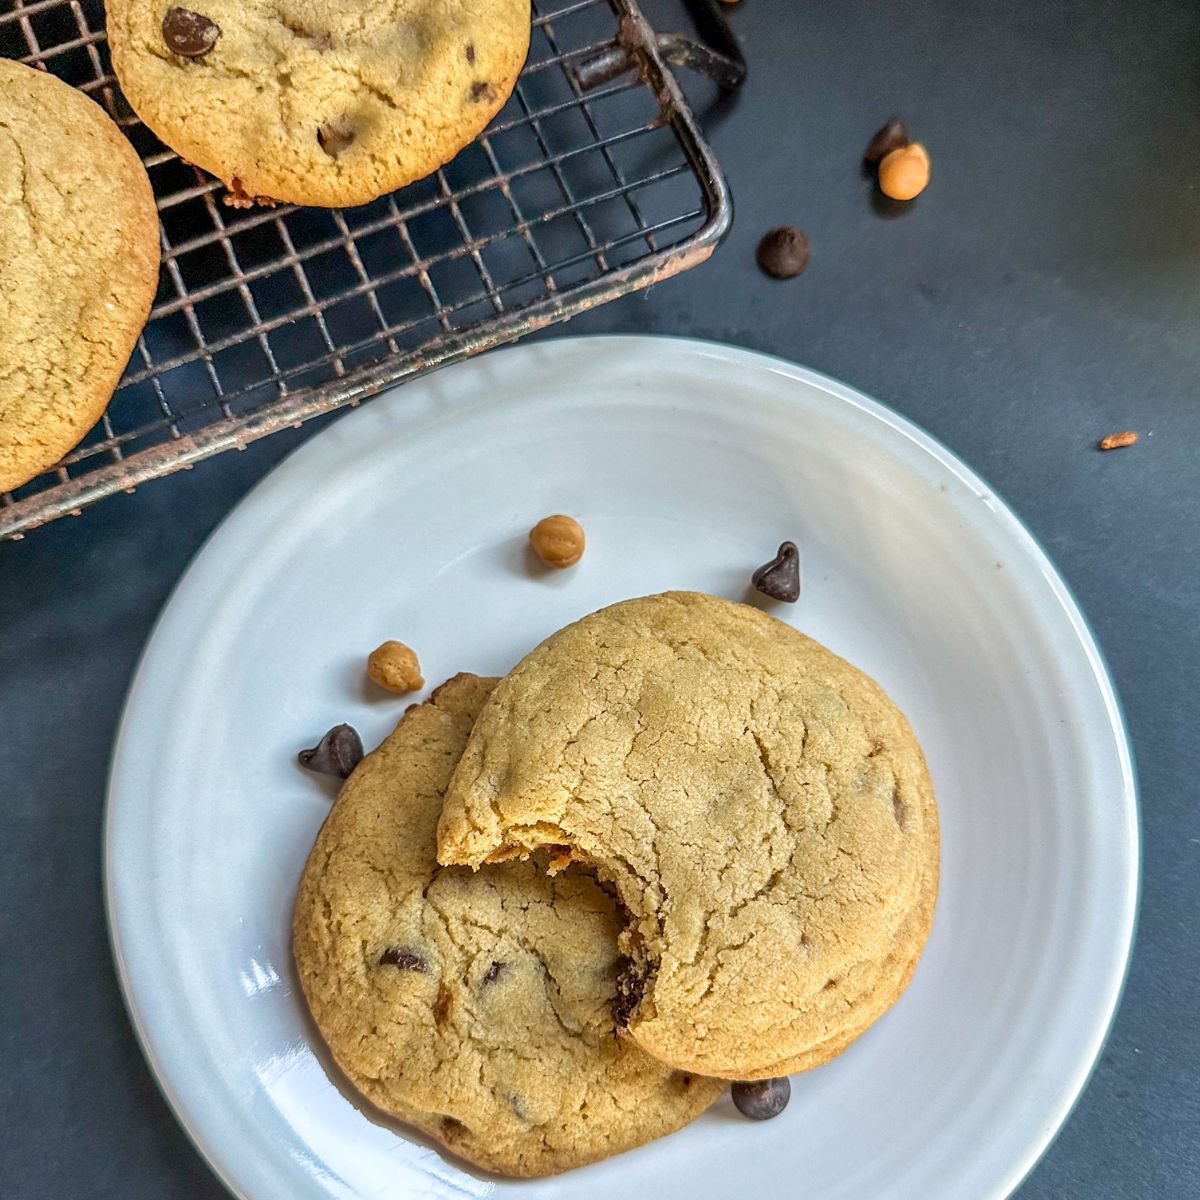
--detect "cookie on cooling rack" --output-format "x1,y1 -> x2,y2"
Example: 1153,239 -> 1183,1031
0,59 -> 159,495
105,0 -> 531,208
293,672 -> 726,1177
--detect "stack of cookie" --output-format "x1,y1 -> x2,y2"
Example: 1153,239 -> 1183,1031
294,592 -> 939,1177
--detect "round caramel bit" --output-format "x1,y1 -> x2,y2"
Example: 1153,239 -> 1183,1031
367,640 -> 424,693
878,142 -> 930,201
529,514 -> 585,568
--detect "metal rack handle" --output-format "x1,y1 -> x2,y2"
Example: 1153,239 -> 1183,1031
575,0 -> 747,92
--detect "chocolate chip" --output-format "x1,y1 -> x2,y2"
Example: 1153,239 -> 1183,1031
465,42 -> 476,64
379,946 -> 427,971
161,7 -> 221,58
613,960 -> 647,1030
433,984 -> 451,1023
863,116 -> 911,165
440,1116 -> 468,1138
317,119 -> 355,158
481,960 -> 507,987
470,80 -> 496,102
751,540 -> 801,602
731,1077 -> 791,1120
297,723 -> 363,778
756,227 -> 810,279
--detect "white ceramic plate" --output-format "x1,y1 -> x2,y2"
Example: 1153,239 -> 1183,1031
106,336 -> 1138,1200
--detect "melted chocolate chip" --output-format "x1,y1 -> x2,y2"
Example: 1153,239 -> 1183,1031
613,960 -> 647,1030
470,80 -> 497,102
465,42 -> 476,64
379,946 -> 427,971
481,960 -> 507,987
751,540 -> 801,602
732,1077 -> 791,1120
863,116 -> 910,165
756,227 -> 810,279
162,7 -> 221,58
440,1116 -> 467,1138
317,119 -> 355,158
297,723 -> 363,778
433,984 -> 451,1023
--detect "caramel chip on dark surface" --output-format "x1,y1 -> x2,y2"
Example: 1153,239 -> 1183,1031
864,116 -> 910,165
751,540 -> 801,602
162,6 -> 221,58
756,227 -> 810,279
732,1077 -> 791,1120
297,723 -> 363,778
317,119 -> 355,158
380,946 -> 428,971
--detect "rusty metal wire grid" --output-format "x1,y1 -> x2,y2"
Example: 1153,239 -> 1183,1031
0,0 -> 733,539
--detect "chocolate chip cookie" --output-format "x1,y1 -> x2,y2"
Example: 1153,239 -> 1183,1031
0,60 -> 159,494
105,0 -> 530,207
437,593 -> 940,1080
293,673 -> 725,1177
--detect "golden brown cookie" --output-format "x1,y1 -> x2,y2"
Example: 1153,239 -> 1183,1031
105,0 -> 530,207
0,60 -> 159,494
437,593 -> 940,1080
293,673 -> 725,1178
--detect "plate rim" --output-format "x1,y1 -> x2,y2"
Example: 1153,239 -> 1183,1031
104,333 -> 1140,1200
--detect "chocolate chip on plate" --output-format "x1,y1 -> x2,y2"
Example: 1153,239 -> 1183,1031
297,723 -> 363,778
379,946 -> 428,971
756,226 -> 810,279
162,6 -> 221,58
731,1076 -> 791,1120
751,540 -> 801,603
863,116 -> 911,165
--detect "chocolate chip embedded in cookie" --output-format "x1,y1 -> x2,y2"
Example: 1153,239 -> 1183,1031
437,592 -> 940,1081
293,673 -> 726,1177
105,0 -> 531,207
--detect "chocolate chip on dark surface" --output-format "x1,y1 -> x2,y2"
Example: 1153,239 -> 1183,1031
481,960 -> 507,987
756,226 -> 810,279
465,41 -> 476,64
732,1077 -> 791,1120
470,80 -> 497,102
297,723 -> 363,778
317,119 -> 355,158
379,946 -> 428,971
863,116 -> 911,165
751,540 -> 801,602
161,6 -> 221,58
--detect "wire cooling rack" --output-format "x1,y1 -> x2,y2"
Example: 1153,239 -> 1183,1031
0,0 -> 740,539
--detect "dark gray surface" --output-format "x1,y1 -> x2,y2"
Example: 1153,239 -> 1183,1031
2,1 -> 1198,1195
